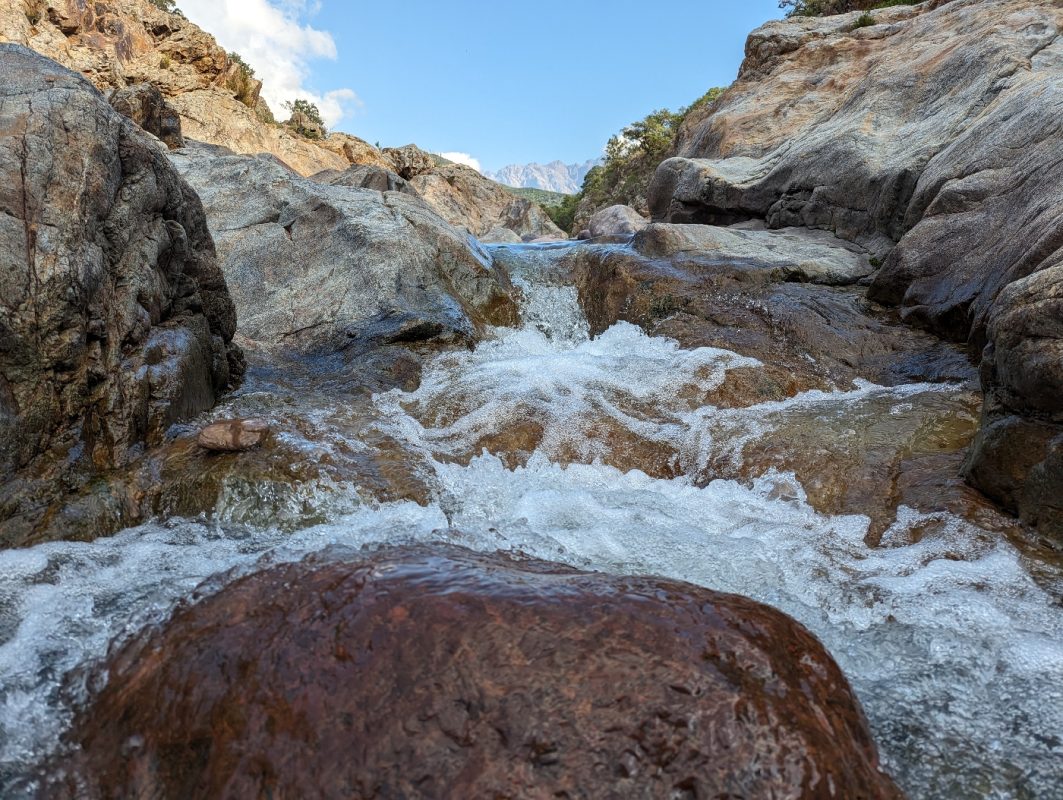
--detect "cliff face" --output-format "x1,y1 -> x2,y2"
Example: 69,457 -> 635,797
0,0 -> 376,176
650,0 -> 1063,536
0,44 -> 243,545
0,0 -> 565,239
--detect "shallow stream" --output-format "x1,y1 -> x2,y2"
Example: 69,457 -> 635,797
1,243 -> 1061,798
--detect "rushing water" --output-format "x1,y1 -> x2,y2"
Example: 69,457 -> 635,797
1,243 -> 1061,798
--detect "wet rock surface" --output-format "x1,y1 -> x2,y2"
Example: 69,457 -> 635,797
0,45 -> 241,546
563,239 -> 975,395
170,142 -> 519,353
56,544 -> 902,800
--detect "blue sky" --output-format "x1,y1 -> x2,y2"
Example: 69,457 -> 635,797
180,0 -> 785,172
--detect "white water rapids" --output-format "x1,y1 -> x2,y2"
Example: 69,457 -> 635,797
0,243 -> 1061,798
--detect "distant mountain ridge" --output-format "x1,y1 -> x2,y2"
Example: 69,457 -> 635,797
487,159 -> 600,195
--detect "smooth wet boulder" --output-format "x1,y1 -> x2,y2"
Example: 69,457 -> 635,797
0,45 -> 242,546
563,236 -> 973,395
196,418 -> 269,452
108,82 -> 184,149
170,143 -> 518,352
56,544 -> 902,800
587,204 -> 649,238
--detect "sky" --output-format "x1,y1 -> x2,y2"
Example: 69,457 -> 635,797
178,0 -> 785,173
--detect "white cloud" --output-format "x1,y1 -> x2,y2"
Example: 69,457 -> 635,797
178,0 -> 359,128
437,152 -> 482,173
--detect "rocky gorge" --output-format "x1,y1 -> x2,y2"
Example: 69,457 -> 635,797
0,0 -> 1062,798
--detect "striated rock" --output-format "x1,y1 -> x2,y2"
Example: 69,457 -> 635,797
56,544 -> 902,800
108,82 -> 183,149
170,143 -> 518,352
0,45 -> 241,545
635,223 -> 873,286
196,418 -> 269,452
588,204 -> 649,238
964,263 -> 1063,538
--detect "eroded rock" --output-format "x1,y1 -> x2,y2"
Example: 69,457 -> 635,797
108,82 -> 183,149
54,544 -> 902,800
0,45 -> 242,546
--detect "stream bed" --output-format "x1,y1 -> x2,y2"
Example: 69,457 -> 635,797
1,243 -> 1061,798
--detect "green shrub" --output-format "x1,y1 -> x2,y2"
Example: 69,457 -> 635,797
853,11 -> 876,27
149,0 -> 177,10
546,194 -> 580,233
283,99 -> 326,139
226,51 -> 257,107
159,54 -> 171,69
572,86 -> 725,229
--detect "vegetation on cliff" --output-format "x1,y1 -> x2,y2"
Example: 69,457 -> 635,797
564,87 -> 724,232
779,0 -> 917,16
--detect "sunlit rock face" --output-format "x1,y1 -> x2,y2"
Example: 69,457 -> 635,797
0,44 -> 242,546
50,544 -> 902,800
0,0 -> 366,175
649,0 -> 1063,538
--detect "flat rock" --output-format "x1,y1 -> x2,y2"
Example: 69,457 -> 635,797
54,544 -> 902,800
634,223 -> 873,285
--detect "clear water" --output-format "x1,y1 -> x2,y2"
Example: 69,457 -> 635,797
1,243 -> 1061,798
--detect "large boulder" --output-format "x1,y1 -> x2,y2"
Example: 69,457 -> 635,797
963,263 -> 1063,537
0,45 -> 242,545
54,545 -> 902,799
108,82 -> 184,149
588,204 -> 649,238
170,143 -> 518,352
310,163 -> 418,196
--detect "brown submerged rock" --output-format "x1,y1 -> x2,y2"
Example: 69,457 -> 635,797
196,418 -> 269,452
56,545 -> 902,800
